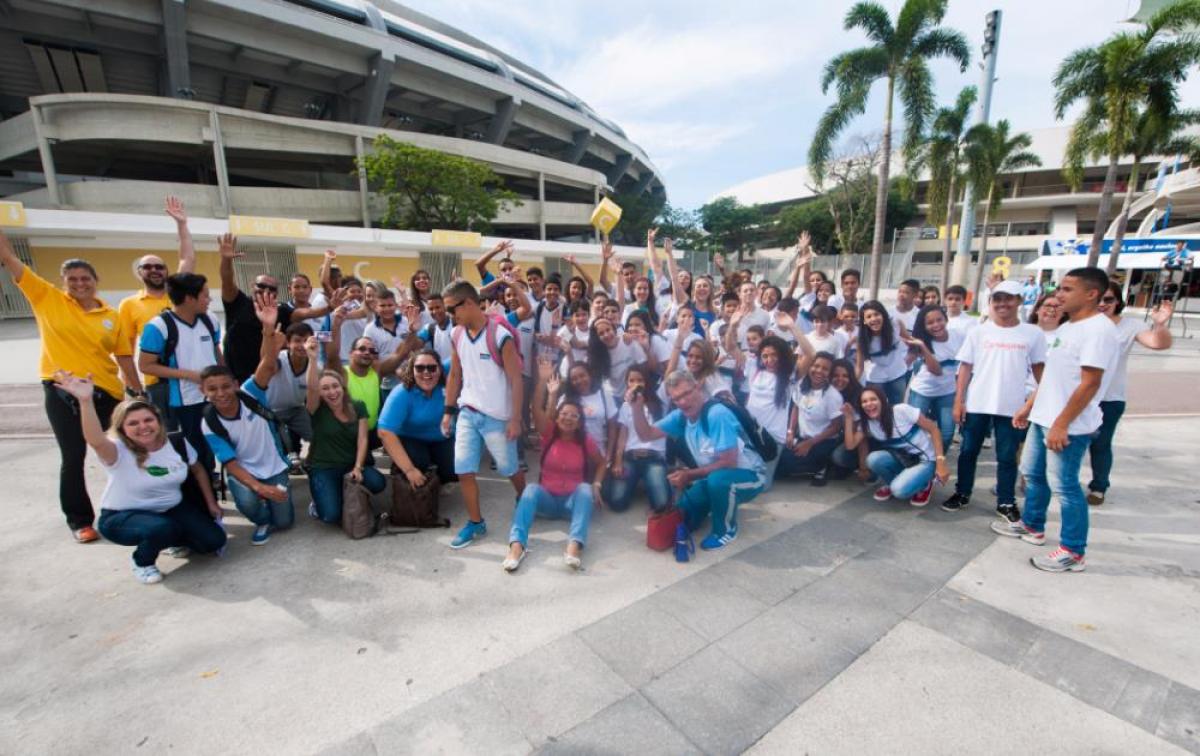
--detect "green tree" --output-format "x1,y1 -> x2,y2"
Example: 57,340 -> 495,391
358,135 -> 519,231
908,86 -> 977,289
1055,0 -> 1200,267
607,191 -> 666,246
809,0 -> 969,298
654,203 -> 706,250
774,201 -> 835,253
697,197 -> 764,256
963,120 -> 1041,299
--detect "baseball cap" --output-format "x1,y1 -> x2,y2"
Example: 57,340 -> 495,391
991,280 -> 1023,298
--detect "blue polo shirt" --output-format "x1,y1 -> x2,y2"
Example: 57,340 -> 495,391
378,384 -> 446,442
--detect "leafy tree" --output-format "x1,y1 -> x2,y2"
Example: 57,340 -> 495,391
607,191 -> 666,246
809,0 -> 969,298
963,120 -> 1041,298
697,197 -> 764,256
358,135 -> 519,231
1055,0 -> 1200,267
654,203 -> 706,250
908,86 -> 977,289
774,201 -> 835,254
812,134 -> 885,261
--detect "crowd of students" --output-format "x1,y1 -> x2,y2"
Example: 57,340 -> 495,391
0,199 -> 1175,584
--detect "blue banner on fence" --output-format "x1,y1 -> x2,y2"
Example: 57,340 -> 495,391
1041,238 -> 1196,256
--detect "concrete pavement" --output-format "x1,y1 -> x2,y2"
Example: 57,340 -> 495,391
1,320 -> 1198,754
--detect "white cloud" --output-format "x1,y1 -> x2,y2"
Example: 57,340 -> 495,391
621,120 -> 753,170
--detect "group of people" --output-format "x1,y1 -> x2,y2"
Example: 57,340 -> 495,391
0,200 -> 1173,584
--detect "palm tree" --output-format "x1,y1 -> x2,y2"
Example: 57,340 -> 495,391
908,86 -> 977,290
809,0 -> 969,299
1054,0 -> 1200,268
963,120 -> 1041,300
1105,106 -> 1200,273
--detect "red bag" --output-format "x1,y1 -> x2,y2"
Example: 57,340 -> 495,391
647,507 -> 683,551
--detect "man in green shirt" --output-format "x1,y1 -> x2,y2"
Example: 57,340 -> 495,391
326,305 -> 391,447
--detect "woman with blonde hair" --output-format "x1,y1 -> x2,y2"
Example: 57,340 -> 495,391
54,371 -> 225,584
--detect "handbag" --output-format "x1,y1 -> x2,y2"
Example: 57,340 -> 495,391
341,475 -> 377,540
647,507 -> 683,551
387,467 -> 450,529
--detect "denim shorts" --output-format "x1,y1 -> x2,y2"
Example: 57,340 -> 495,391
454,407 -> 518,477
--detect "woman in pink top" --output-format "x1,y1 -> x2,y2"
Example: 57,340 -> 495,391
503,358 -> 607,573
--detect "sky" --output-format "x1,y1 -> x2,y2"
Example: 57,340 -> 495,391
403,0 -> 1197,210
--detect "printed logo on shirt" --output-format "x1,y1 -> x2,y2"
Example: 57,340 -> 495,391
102,319 -> 114,330
1048,336 -> 1063,350
145,465 -> 169,477
200,334 -> 212,342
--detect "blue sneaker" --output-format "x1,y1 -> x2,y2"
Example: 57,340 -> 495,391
700,528 -> 738,550
251,524 -> 271,546
450,519 -> 487,549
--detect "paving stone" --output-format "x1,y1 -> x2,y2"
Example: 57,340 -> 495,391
349,683 -> 532,756
770,508 -> 891,565
866,520 -> 989,579
1157,681 -> 1200,753
1111,666 -> 1173,735
539,693 -> 701,756
577,599 -> 708,689
316,732 -> 378,756
716,606 -> 859,707
706,549 -> 824,606
1017,630 -> 1140,713
775,569 -> 904,656
482,634 -> 633,746
641,645 -> 794,756
910,589 -> 1043,665
648,564 -> 769,643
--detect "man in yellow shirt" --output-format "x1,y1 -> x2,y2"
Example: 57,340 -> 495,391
116,195 -> 196,412
0,231 -> 137,542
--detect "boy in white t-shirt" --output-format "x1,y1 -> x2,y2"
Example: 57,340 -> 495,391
944,285 -> 979,338
944,281 -> 1046,518
993,269 -> 1118,573
442,281 -> 526,549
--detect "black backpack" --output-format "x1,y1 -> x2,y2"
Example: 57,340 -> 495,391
698,398 -> 779,463
201,390 -> 293,455
157,309 -> 219,367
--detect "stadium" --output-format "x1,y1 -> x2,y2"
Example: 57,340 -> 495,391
0,0 -> 665,312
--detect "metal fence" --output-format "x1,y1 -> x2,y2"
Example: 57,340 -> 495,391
0,236 -> 34,318
233,243 -> 299,293
418,251 -> 463,292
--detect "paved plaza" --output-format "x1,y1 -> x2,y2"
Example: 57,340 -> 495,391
1,320 -> 1198,755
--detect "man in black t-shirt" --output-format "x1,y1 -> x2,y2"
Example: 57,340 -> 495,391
218,233 -> 279,383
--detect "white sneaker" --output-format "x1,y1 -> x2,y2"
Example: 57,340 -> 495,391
131,557 -> 163,584
563,552 -> 582,570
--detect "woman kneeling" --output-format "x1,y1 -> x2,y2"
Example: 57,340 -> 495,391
56,372 -> 225,584
505,360 -> 606,572
843,386 -> 949,507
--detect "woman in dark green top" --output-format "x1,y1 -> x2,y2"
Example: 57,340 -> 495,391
303,337 -> 385,523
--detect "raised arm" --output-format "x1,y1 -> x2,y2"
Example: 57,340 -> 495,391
53,372 -> 118,465
663,237 -> 688,306
564,254 -> 595,296
164,196 -> 195,274
645,227 -> 663,287
1138,303 -> 1174,350
598,233 -> 614,297
628,392 -> 666,442
783,232 -> 812,300
250,290 -> 283,390
475,239 -> 513,282
531,359 -> 559,437
304,336 -> 322,414
324,305 -> 346,371
218,232 -> 242,303
319,249 -> 336,297
0,230 -> 26,282
902,334 -> 941,375
841,402 -> 864,451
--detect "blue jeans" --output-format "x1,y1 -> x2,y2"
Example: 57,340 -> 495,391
227,470 -> 295,529
957,413 -> 1029,504
1021,423 -> 1092,555
677,467 -> 763,538
608,452 -> 671,512
308,466 -> 386,524
832,442 -> 862,471
454,407 -> 518,477
98,500 -> 226,567
907,391 -> 955,454
868,374 -> 908,405
508,482 -> 594,548
1087,400 -> 1126,494
866,450 -> 934,498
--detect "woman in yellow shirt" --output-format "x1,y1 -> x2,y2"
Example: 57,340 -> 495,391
0,231 -> 138,543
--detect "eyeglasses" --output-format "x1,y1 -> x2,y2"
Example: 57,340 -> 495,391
139,263 -> 167,271
445,300 -> 463,315
255,282 -> 279,292
355,347 -> 378,355
414,364 -> 439,373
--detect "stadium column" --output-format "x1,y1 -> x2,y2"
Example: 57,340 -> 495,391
360,52 -> 395,127
356,135 -> 371,228
632,172 -> 654,196
607,154 -> 633,189
209,110 -> 232,217
568,130 -> 593,165
30,105 -> 61,207
538,172 -> 546,241
485,97 -> 520,145
161,0 -> 193,99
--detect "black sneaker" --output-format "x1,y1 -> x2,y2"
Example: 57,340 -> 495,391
810,467 -> 828,487
941,492 -> 970,512
996,502 -> 1021,523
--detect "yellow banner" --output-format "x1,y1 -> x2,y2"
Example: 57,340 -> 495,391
937,224 -> 959,239
228,215 -> 310,239
0,201 -> 27,228
430,229 -> 482,249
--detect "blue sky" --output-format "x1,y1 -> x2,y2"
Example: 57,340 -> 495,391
405,0 -> 1197,210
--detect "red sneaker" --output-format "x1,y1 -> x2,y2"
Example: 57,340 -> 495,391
910,480 -> 934,507
73,526 -> 100,543
873,486 -> 893,502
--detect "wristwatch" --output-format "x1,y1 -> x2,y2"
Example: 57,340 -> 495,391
443,406 -> 459,416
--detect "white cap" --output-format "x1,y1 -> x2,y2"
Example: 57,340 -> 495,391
992,280 -> 1023,297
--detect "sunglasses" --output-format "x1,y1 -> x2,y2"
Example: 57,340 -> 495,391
139,263 -> 167,271
445,301 -> 462,315
255,282 -> 279,292
355,347 -> 378,355
414,363 -> 439,374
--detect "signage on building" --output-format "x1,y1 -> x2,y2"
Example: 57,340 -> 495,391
228,215 -> 311,238
1041,238 -> 1195,256
0,201 -> 26,227
430,230 -> 482,248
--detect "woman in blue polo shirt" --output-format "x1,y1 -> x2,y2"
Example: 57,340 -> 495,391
378,348 -> 457,487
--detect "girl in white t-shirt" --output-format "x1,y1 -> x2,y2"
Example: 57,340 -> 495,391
856,301 -> 909,405
661,333 -> 734,407
608,364 -> 671,513
587,317 -> 648,399
55,375 -> 225,585
843,386 -> 949,507
557,301 -> 592,372
779,351 -> 845,484
562,362 -> 618,457
623,310 -> 670,376
902,305 -> 965,453
1027,293 -> 1065,395
805,304 -> 848,359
